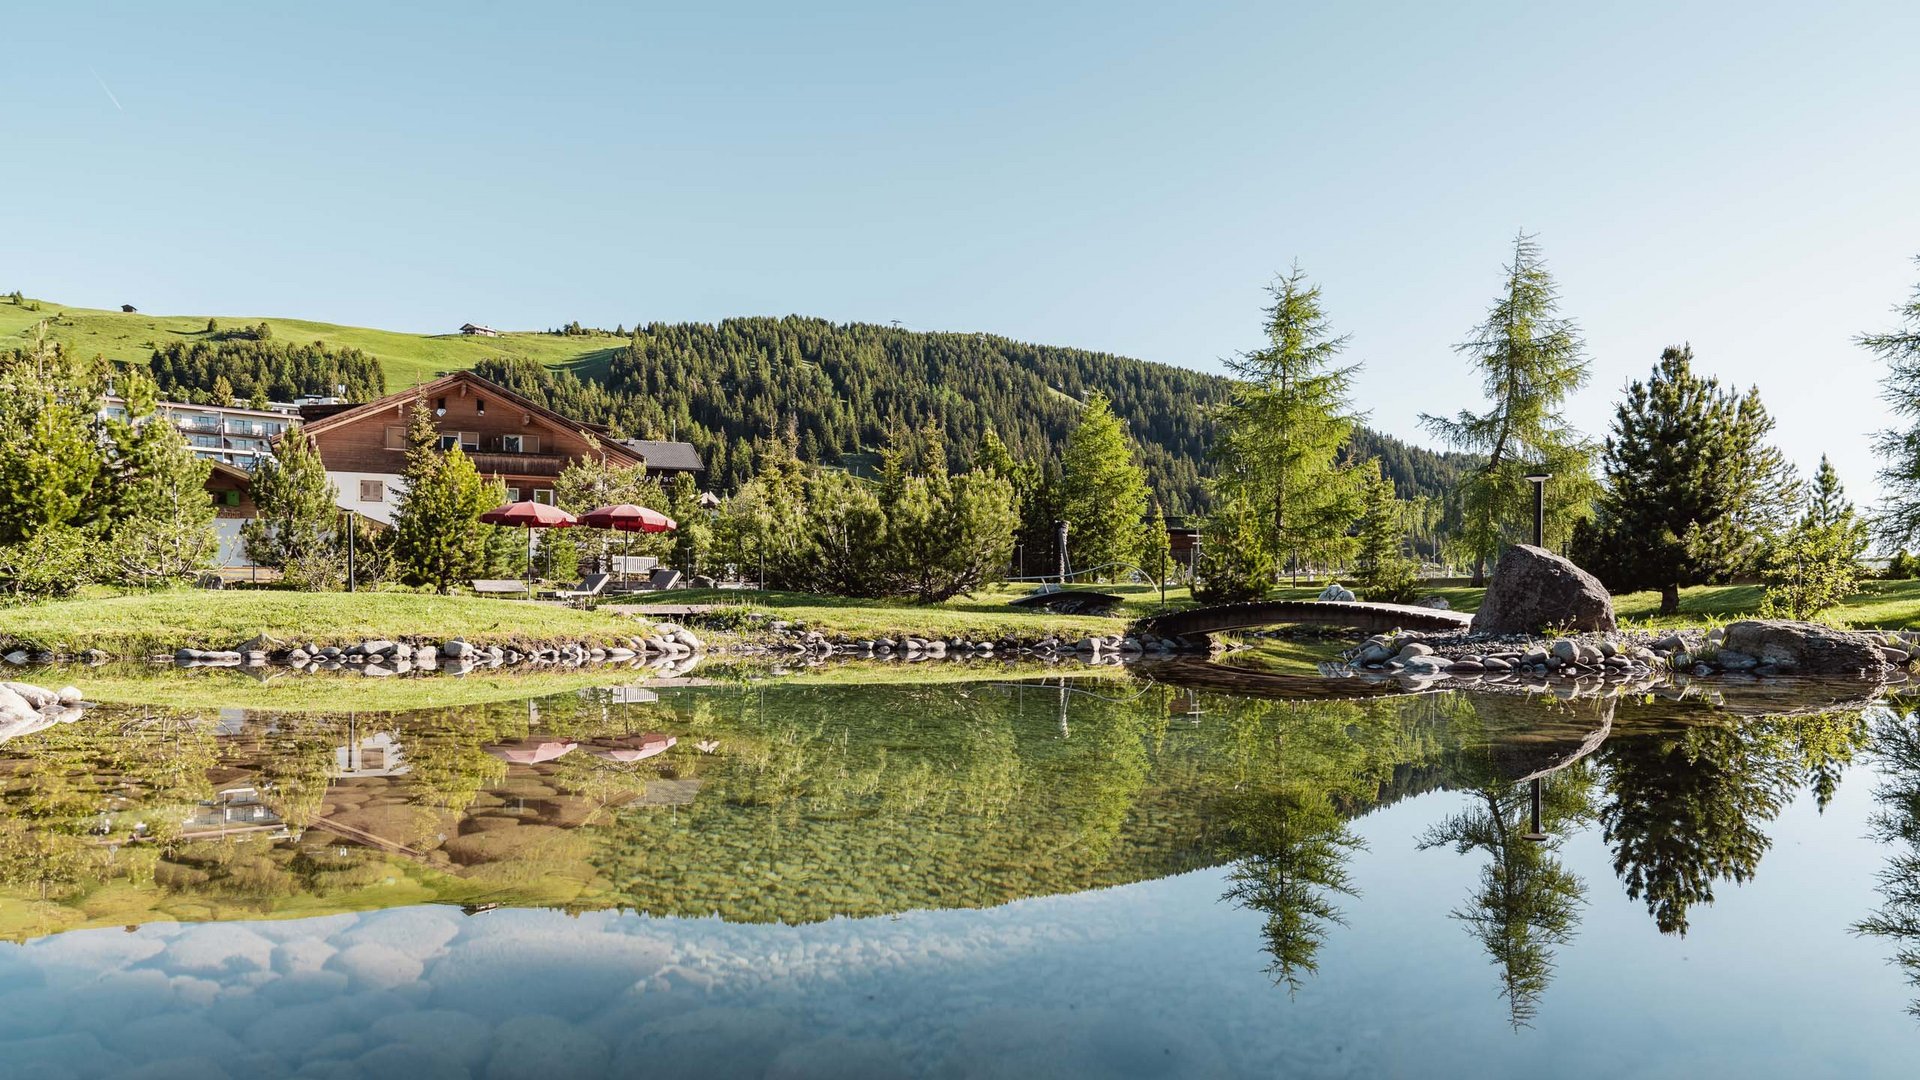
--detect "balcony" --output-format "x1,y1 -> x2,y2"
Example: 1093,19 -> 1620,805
469,451 -> 567,477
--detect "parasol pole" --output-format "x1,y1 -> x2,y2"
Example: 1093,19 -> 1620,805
526,528 -> 535,597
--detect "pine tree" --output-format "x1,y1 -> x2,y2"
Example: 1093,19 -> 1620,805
1351,461 -> 1419,603
1058,392 -> 1150,578
241,427 -> 340,588
1575,346 -> 1786,614
1866,257 -> 1920,549
391,403 -> 492,593
1212,265 -> 1363,580
1420,233 -> 1597,582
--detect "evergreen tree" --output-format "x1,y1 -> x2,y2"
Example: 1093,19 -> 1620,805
1865,257 -> 1920,549
1195,492 -> 1277,602
1058,392 -> 1150,578
1141,500 -> 1172,593
0,330 -> 108,544
391,403 -> 492,592
1761,455 -> 1866,619
102,371 -> 218,586
1351,461 -> 1419,603
1420,233 -> 1597,581
1213,265 -> 1363,579
1575,346 -> 1786,614
241,427 -> 341,588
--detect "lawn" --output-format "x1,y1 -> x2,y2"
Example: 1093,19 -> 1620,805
0,590 -> 655,656
663,585 -> 1140,641
1,297 -> 623,389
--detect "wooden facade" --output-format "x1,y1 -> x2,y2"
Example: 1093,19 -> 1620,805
297,371 -> 643,508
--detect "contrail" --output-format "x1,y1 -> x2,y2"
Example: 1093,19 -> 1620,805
89,66 -> 122,111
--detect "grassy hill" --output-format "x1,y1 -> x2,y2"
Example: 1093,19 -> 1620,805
0,296 -> 619,389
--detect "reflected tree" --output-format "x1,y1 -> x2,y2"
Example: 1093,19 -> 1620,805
1600,715 -> 1866,935
1419,767 -> 1593,1028
1219,783 -> 1364,994
1856,709 -> 1920,1018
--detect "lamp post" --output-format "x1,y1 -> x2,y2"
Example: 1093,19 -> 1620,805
1521,777 -> 1549,843
339,509 -> 356,593
1524,471 -> 1552,548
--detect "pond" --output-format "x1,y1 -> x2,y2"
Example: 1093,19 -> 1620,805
2,666 -> 1919,1077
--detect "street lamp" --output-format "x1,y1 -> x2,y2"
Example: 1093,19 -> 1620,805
1521,777 -> 1550,843
1524,471 -> 1552,548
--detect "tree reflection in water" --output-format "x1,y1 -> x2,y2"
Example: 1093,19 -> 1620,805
1219,785 -> 1365,995
1599,712 -> 1868,936
1855,709 -> 1920,1017
1418,767 -> 1594,1028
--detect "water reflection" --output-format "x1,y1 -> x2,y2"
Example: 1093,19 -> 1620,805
1857,707 -> 1920,1017
0,671 -> 1907,1041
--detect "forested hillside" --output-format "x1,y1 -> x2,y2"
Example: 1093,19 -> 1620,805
470,316 -> 1480,511
7,297 -> 1474,513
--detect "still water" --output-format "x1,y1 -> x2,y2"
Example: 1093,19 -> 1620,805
2,667 -> 1919,1077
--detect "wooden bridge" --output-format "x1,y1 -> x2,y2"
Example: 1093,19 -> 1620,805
1133,599 -> 1472,642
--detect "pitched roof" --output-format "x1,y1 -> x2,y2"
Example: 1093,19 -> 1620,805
618,439 -> 705,472
296,371 -> 642,467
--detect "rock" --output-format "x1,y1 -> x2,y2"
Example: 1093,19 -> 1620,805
358,639 -> 396,657
1470,544 -> 1616,635
1548,639 -> 1580,664
1317,583 -> 1356,602
2,650 -> 26,665
1715,649 -> 1759,671
1394,642 -> 1433,660
1719,620 -> 1891,677
2,681 -> 60,709
1418,594 -> 1452,610
236,632 -> 280,653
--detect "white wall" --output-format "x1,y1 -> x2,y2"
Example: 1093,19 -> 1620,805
329,471 -> 406,526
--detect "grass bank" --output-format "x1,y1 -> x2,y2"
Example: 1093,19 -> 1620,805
0,590 -> 653,657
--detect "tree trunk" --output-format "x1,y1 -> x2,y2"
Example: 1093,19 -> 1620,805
1659,583 -> 1679,616
1470,554 -> 1487,587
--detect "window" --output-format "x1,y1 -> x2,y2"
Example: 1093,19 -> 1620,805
532,489 -> 555,505
463,431 -> 479,451
385,425 -> 407,450
504,487 -> 521,502
501,434 -> 523,453
359,479 -> 385,502
438,435 -> 460,451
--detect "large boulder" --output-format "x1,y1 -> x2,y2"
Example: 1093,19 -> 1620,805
1719,620 -> 1890,677
1470,545 -> 1615,636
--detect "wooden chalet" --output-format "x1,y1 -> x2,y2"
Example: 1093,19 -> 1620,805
294,371 -> 645,524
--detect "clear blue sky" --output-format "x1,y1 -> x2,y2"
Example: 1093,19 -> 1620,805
5,1 -> 1918,501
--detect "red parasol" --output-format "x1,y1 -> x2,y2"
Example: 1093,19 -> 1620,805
581,504 -> 676,532
581,504 -> 677,586
478,500 -> 579,595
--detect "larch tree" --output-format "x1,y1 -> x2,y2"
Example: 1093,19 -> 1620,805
1573,346 -> 1785,615
1865,257 -> 1920,550
1212,265 -> 1364,581
391,403 -> 493,593
1058,391 -> 1151,578
1420,233 -> 1597,582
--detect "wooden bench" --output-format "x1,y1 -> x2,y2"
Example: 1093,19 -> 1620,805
471,579 -> 530,596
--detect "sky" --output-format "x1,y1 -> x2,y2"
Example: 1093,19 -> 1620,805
5,0 -> 1919,501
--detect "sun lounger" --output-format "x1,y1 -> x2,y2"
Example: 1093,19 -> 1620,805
542,573 -> 613,602
635,567 -> 683,591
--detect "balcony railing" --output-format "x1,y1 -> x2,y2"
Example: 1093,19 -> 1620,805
469,451 -> 566,477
